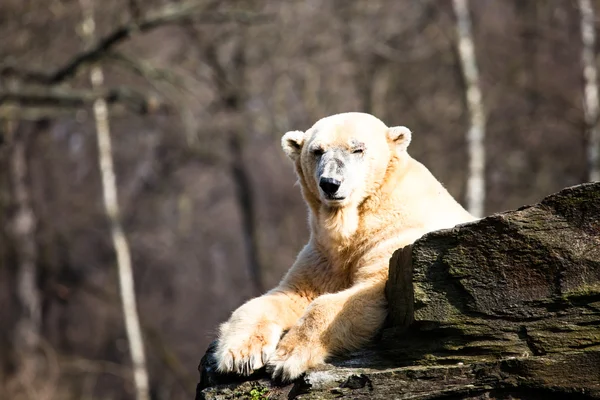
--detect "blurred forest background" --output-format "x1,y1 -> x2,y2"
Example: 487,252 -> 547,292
0,0 -> 598,399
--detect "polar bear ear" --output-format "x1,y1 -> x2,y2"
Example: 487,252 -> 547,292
387,126 -> 412,152
281,130 -> 305,160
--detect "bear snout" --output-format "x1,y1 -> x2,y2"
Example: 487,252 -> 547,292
319,177 -> 342,197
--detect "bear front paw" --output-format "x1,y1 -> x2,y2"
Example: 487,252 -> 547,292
266,334 -> 326,382
214,321 -> 283,376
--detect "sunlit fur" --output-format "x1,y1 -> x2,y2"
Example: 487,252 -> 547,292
214,112 -> 477,381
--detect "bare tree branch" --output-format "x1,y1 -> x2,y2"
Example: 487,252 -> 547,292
0,3 -> 271,86
0,106 -> 78,122
106,52 -> 188,88
0,67 -> 52,85
0,86 -> 166,114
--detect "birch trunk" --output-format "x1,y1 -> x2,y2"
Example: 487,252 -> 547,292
78,1 -> 150,399
6,119 -> 41,371
579,0 -> 600,182
452,0 -> 486,217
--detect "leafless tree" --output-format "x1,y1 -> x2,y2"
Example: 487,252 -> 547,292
579,0 -> 600,182
452,0 -> 486,217
202,30 -> 264,296
78,0 -> 150,399
0,1 -> 595,399
5,118 -> 41,379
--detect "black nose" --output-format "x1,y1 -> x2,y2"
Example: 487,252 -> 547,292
319,177 -> 341,196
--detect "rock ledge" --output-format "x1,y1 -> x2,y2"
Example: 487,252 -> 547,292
197,183 -> 600,399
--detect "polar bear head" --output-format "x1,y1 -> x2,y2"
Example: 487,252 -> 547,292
282,112 -> 411,209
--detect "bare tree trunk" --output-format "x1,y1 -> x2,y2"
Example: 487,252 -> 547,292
5,119 -> 41,371
226,40 -> 264,295
579,0 -> 600,182
228,132 -> 263,295
452,0 -> 486,217
78,1 -> 150,399
202,36 -> 264,295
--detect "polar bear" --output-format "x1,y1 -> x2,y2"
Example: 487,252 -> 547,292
214,112 -> 476,381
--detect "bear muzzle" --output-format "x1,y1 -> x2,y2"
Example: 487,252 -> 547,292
319,177 -> 343,199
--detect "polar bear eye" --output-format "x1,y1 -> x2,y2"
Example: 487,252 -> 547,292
352,148 -> 364,154
312,148 -> 324,156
